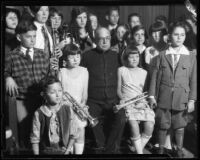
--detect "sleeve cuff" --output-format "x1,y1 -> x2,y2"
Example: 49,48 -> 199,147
149,96 -> 155,99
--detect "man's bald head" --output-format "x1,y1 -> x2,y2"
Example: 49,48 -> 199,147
95,27 -> 111,52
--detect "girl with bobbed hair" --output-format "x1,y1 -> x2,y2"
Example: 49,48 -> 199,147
145,21 -> 168,72
117,44 -> 155,154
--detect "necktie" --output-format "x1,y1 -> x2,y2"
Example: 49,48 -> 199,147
25,48 -> 32,61
42,26 -> 50,58
173,54 -> 179,69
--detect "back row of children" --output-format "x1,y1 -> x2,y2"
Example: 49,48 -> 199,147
4,5 -> 196,157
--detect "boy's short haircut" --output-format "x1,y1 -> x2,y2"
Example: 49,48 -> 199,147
62,43 -> 82,59
29,6 -> 42,15
106,6 -> 119,16
15,19 -> 37,34
41,75 -> 61,92
128,13 -> 141,23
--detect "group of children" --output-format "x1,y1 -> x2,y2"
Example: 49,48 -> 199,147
4,5 -> 196,157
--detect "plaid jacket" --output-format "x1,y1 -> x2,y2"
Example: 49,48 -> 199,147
5,47 -> 53,99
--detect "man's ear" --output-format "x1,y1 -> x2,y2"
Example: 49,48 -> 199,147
16,34 -> 21,42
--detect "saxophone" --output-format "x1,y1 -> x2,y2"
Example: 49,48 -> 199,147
113,92 -> 148,113
63,91 -> 99,127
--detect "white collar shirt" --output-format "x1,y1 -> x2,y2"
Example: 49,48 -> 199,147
34,21 -> 53,53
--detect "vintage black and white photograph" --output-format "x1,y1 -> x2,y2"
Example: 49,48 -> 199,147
1,0 -> 197,158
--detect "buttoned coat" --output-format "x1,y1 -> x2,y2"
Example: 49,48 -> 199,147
149,48 -> 196,111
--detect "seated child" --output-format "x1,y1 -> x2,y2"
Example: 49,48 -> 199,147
30,76 -> 79,155
117,44 -> 155,154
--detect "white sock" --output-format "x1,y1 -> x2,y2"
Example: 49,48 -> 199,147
141,134 -> 151,150
164,134 -> 172,150
74,143 -> 84,154
131,136 -> 143,154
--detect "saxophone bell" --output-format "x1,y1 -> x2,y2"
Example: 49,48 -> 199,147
63,92 -> 99,127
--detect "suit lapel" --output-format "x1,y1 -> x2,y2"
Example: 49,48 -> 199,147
175,54 -> 189,76
164,54 -> 173,72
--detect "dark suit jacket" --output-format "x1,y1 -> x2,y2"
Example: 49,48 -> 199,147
149,48 -> 196,111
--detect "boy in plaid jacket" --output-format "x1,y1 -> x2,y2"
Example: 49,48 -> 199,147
4,19 -> 61,149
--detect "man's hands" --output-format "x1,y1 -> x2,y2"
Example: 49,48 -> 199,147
6,77 -> 18,97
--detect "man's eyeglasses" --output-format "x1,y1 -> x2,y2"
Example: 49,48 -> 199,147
98,36 -> 111,42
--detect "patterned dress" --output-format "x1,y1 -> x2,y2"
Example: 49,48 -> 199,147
119,66 -> 155,123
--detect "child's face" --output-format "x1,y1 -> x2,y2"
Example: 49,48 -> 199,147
133,29 -> 145,45
6,12 -> 18,29
89,15 -> 98,30
116,26 -> 127,42
127,53 -> 139,68
50,13 -> 62,29
45,82 -> 63,105
171,26 -> 186,47
19,30 -> 36,48
108,10 -> 119,25
36,6 -> 49,24
152,31 -> 161,43
76,12 -> 87,29
67,54 -> 81,68
129,16 -> 141,29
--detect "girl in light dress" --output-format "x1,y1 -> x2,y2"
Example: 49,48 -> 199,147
117,44 -> 155,154
58,43 -> 89,154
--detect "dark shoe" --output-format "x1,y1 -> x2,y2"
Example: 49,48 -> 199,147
127,139 -> 136,153
104,149 -> 122,154
176,149 -> 184,158
93,147 -> 105,154
157,147 -> 165,154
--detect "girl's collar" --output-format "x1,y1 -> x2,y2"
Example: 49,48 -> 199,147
40,104 -> 61,117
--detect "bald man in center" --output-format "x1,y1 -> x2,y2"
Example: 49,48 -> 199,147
81,27 -> 126,154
